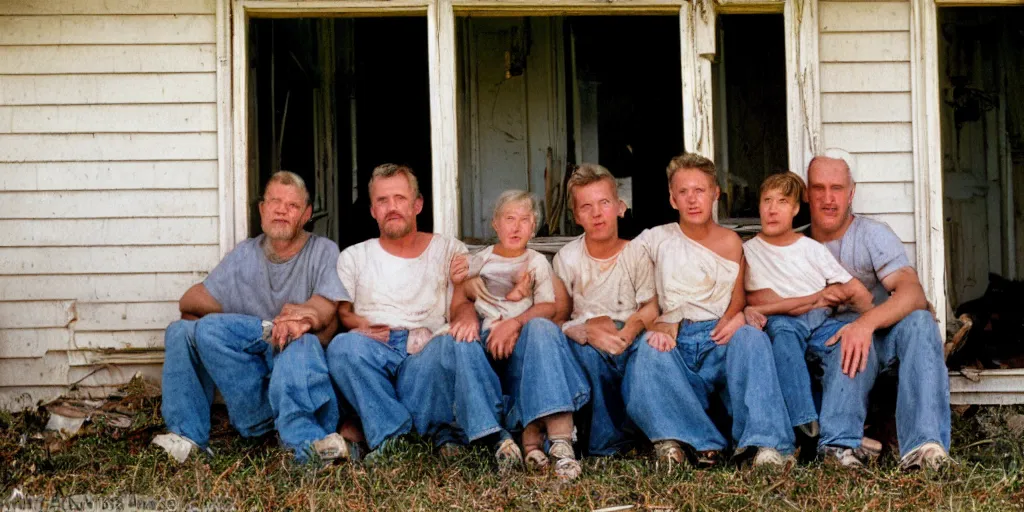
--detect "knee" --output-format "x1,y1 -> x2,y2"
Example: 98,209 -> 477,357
164,320 -> 197,351
764,316 -> 801,338
903,310 -> 940,336
730,325 -> 771,352
326,332 -> 371,365
522,317 -> 560,338
570,342 -> 603,370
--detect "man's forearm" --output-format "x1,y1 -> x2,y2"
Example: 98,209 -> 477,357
750,293 -> 819,316
513,302 -> 556,325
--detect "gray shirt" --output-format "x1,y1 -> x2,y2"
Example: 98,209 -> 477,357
204,233 -> 349,320
823,216 -> 910,320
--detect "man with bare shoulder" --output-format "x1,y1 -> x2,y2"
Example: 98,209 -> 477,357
155,171 -> 350,464
797,149 -> 951,470
624,153 -> 795,468
551,163 -> 659,458
325,164 -> 518,466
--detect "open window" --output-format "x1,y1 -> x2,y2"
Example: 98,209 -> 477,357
712,14 -> 791,226
246,16 -> 433,249
455,15 -> 683,243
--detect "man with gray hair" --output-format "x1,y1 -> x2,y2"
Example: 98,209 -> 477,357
154,171 -> 352,464
754,149 -> 951,469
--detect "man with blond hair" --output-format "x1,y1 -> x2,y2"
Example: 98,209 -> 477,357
155,171 -> 350,464
552,163 -> 659,457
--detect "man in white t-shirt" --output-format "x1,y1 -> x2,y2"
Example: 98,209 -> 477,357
324,164 -> 518,465
623,153 -> 795,468
741,171 -> 875,452
551,163 -> 659,457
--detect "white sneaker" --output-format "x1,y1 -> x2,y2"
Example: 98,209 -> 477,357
899,442 -> 951,471
312,433 -> 351,462
752,447 -> 793,467
152,433 -> 203,463
820,445 -> 867,468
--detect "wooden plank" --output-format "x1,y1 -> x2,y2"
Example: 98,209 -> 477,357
784,0 -> 822,179
0,74 -> 216,105
0,386 -> 67,410
0,218 -> 218,246
0,15 -> 215,45
0,355 -> 69,387
849,152 -> 913,182
716,0 -> 785,13
68,363 -> 162,388
0,161 -> 218,191
819,32 -> 910,63
934,0 -> 1024,5
819,2 -> 910,32
0,133 -> 217,162
243,0 -> 429,14
0,104 -> 217,134
851,181 -> 914,213
822,122 -> 912,152
0,246 -> 220,274
427,0 -> 460,237
682,0 -> 716,158
0,45 -> 215,75
216,0 -> 235,257
74,330 -> 166,351
0,0 -> 214,15
904,242 -> 916,268
0,190 -> 218,219
0,329 -> 71,358
861,212 -> 915,242
820,62 -> 910,92
75,302 -> 180,331
0,273 -> 204,302
821,92 -> 911,123
0,301 -> 75,329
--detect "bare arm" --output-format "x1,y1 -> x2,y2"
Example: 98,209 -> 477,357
338,301 -> 371,331
272,295 -> 339,345
855,267 -> 927,331
552,275 -> 572,325
835,278 -> 875,313
747,289 -> 823,316
620,297 -> 659,342
512,302 -> 556,325
179,283 -> 222,320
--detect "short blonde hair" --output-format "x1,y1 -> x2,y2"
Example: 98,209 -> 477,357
264,170 -> 310,206
492,189 -> 542,234
369,163 -> 421,199
566,163 -> 618,211
666,153 -> 717,186
760,171 -> 806,203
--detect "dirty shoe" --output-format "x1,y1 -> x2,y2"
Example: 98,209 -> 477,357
152,433 -> 206,463
899,442 -> 951,471
752,447 -> 793,468
548,439 -> 582,481
312,433 -> 351,462
655,440 -> 686,467
495,437 -> 523,470
819,445 -> 871,468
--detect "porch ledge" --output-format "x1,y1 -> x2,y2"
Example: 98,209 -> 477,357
949,369 -> 1024,405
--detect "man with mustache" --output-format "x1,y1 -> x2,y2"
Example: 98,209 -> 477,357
325,164 -> 518,464
751,149 -> 952,470
154,171 -> 350,464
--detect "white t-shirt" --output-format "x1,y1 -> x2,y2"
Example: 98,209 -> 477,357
467,246 -> 556,331
743,235 -> 853,298
635,223 -> 739,323
553,236 -> 656,331
337,234 -> 466,334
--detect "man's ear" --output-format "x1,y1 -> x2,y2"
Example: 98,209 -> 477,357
301,204 -> 313,225
414,195 -> 424,216
617,199 -> 627,218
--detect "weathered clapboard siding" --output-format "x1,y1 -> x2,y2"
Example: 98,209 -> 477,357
0,1 -> 217,408
819,0 -> 916,261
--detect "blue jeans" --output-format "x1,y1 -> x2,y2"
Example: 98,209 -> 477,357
569,323 -> 638,456
822,310 -> 950,456
623,321 -> 795,454
485,318 -> 590,432
160,314 -> 339,461
326,330 -> 506,449
765,309 -> 847,428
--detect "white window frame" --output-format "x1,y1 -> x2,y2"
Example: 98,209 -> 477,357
217,0 -> 819,244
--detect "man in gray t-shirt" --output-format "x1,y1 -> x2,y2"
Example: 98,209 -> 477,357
154,171 -> 351,464
806,150 -> 951,471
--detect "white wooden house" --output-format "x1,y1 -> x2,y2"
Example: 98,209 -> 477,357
0,0 -> 1021,409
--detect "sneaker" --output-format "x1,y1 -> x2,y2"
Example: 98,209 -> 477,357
152,433 -> 208,463
494,437 -> 523,469
899,442 -> 951,472
548,438 -> 582,481
819,445 -> 870,468
797,420 -> 820,438
752,447 -> 794,467
654,440 -> 686,467
312,433 -> 350,462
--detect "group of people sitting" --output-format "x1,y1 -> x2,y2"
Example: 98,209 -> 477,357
152,150 -> 952,479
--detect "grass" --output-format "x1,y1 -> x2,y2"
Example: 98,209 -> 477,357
2,382 -> 1024,511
